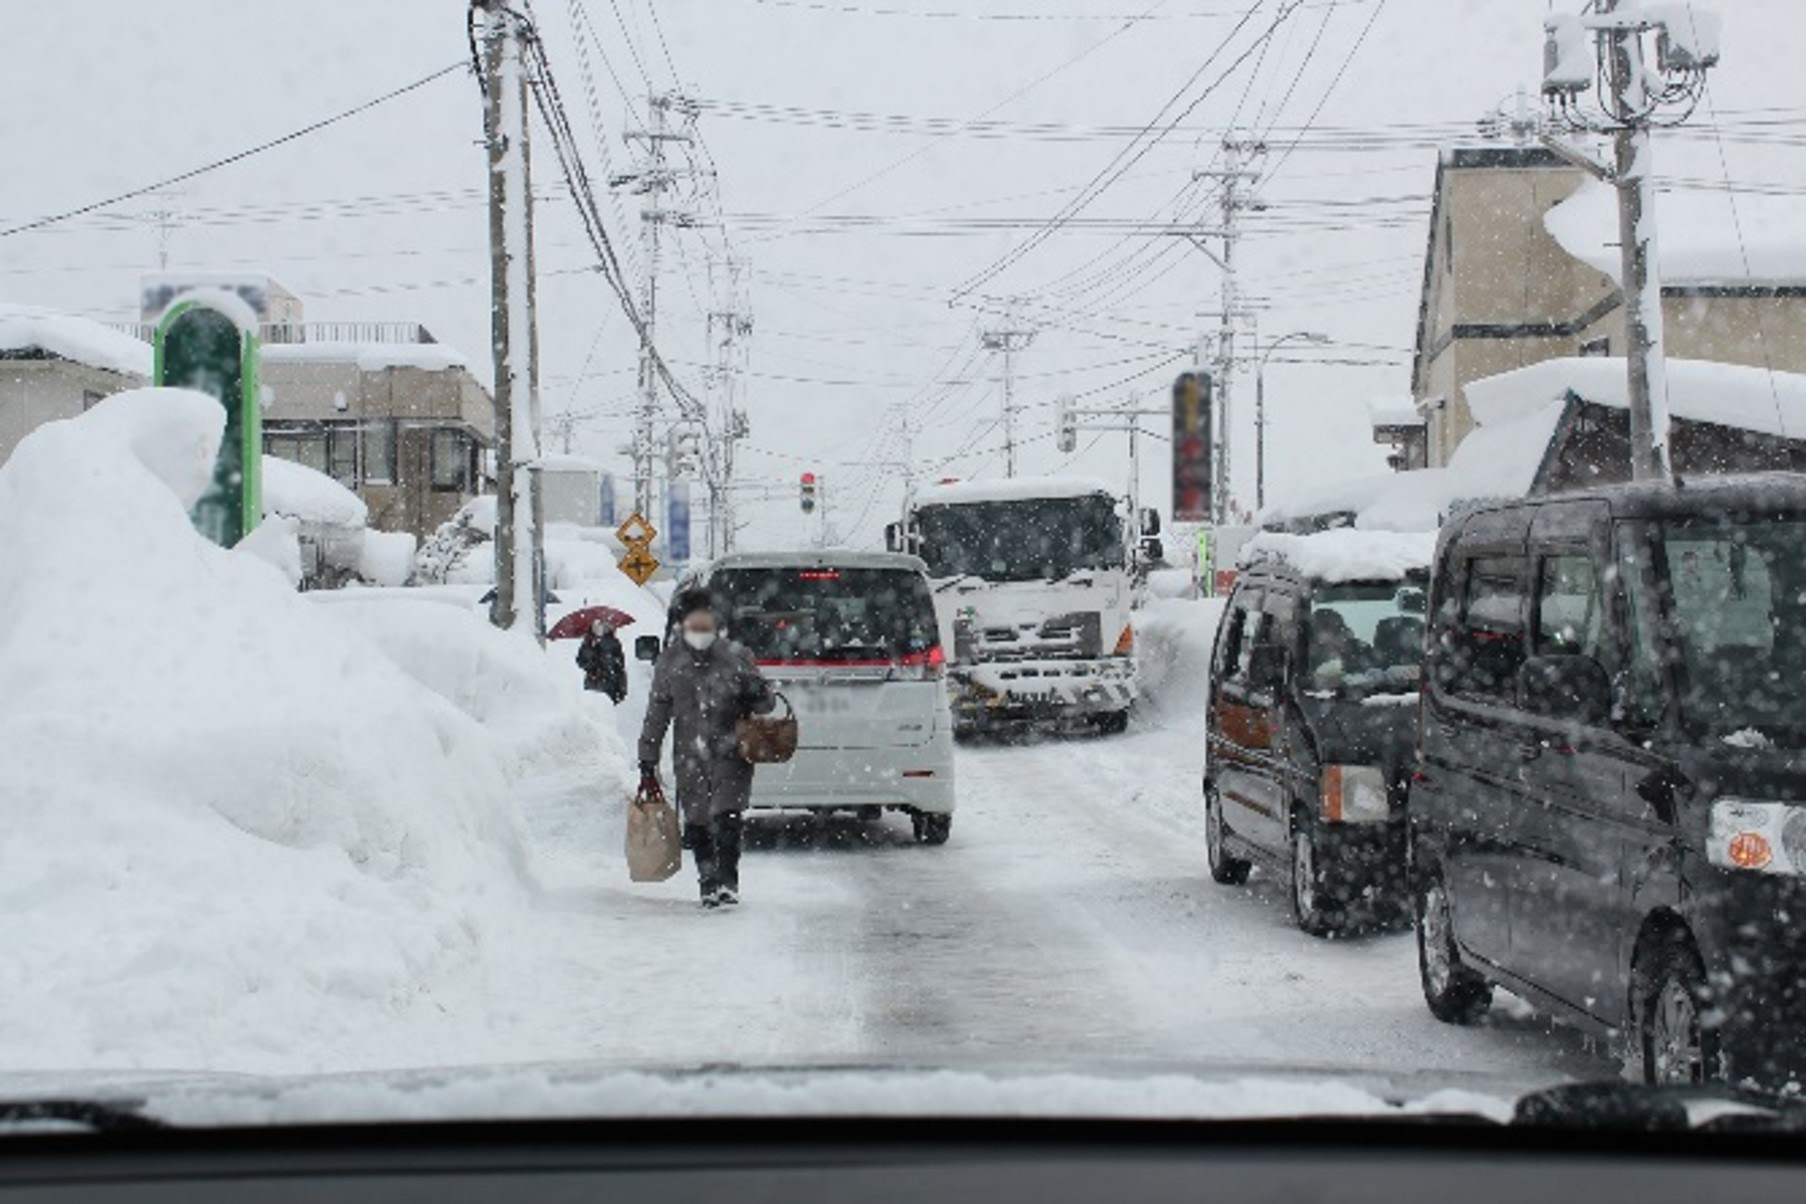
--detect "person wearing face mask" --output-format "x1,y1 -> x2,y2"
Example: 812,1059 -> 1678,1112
637,588 -> 775,908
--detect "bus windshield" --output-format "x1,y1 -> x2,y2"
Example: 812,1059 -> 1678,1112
914,495 -> 1124,583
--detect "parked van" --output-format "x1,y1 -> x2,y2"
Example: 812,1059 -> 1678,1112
1204,529 -> 1435,935
661,551 -> 957,843
1413,475 -> 1806,1087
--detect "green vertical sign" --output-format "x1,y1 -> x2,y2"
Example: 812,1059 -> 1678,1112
155,298 -> 261,546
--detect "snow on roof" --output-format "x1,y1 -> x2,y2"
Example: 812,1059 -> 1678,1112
163,287 -> 262,335
0,304 -> 152,378
1544,177 -> 1806,286
263,341 -> 468,373
917,475 -> 1119,506
261,454 -> 368,528
1368,398 -> 1423,428
1465,356 -> 1806,440
1239,528 -> 1436,582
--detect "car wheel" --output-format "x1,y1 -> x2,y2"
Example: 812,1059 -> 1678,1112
1289,818 -> 1340,937
1639,933 -> 1719,1085
1204,784 -> 1252,886
912,812 -> 952,845
1415,871 -> 1493,1024
1091,709 -> 1130,735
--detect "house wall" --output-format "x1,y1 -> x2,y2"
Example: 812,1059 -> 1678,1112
0,359 -> 143,464
1574,291 -> 1806,376
1415,155 -> 1594,465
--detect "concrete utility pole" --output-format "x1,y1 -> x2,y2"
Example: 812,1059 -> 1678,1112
478,0 -> 544,638
981,303 -> 1036,478
1543,1 -> 1720,482
706,255 -> 752,557
1193,137 -> 1265,522
618,93 -> 698,524
1605,0 -> 1670,482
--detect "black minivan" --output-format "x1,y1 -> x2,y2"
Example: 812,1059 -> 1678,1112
1412,474 -> 1806,1088
1205,531 -> 1433,936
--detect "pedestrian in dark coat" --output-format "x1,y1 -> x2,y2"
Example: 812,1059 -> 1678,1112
576,620 -> 628,703
637,588 -> 774,907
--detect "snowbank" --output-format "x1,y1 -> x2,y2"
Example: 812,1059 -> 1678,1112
1133,596 -> 1226,723
1240,529 -> 1436,582
917,474 -> 1118,506
356,529 -> 417,587
0,388 -> 623,1073
0,303 -> 152,378
261,453 -> 368,527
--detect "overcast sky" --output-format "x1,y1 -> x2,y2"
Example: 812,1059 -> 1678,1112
8,0 -> 1805,547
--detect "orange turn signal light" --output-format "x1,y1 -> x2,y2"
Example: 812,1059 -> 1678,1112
1114,625 -> 1135,656
1728,831 -> 1774,869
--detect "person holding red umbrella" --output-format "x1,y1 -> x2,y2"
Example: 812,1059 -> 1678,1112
575,619 -> 628,704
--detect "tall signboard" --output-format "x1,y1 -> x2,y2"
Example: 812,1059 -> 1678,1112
1171,370 -> 1213,523
155,295 -> 261,546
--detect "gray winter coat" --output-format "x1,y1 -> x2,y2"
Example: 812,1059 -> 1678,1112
637,636 -> 775,825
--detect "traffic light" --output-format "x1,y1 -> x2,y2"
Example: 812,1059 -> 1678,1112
800,470 -> 818,514
1056,393 -> 1077,454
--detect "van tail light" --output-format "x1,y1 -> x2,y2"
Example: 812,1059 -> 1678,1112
890,645 -> 945,681
1114,624 -> 1135,656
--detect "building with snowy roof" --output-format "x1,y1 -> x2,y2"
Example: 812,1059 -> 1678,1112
1387,144 -> 1806,471
1271,356 -> 1806,536
0,303 -> 152,465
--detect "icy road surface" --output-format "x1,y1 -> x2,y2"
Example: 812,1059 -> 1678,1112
499,716 -> 1615,1091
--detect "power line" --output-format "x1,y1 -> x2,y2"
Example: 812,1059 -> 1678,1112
0,62 -> 466,240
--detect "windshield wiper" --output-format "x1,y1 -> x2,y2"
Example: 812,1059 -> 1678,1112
0,1097 -> 166,1134
933,574 -> 981,593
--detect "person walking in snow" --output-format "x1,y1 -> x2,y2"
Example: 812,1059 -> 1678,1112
576,619 -> 629,704
637,588 -> 775,908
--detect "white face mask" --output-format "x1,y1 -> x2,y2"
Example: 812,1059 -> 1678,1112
682,629 -> 717,652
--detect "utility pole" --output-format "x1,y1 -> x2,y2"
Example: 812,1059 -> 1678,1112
616,93 -> 698,525
1191,137 -> 1265,523
981,302 -> 1036,478
477,0 -> 543,638
1542,2 -> 1720,482
706,255 -> 752,557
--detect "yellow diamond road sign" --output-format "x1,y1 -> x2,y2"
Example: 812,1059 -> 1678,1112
618,547 -> 660,586
616,512 -> 657,548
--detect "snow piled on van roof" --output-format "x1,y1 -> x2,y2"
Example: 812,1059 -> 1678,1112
917,475 -> 1118,505
1239,528 -> 1436,582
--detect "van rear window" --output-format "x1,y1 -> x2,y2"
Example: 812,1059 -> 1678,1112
713,567 -> 940,664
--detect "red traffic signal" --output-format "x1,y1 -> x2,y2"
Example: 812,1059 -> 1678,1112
801,471 -> 817,485
800,471 -> 818,513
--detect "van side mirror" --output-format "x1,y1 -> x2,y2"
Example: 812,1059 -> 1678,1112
1516,654 -> 1611,726
634,634 -> 661,662
1246,643 -> 1286,693
1140,536 -> 1165,564
1141,507 -> 1162,536
884,522 -> 901,552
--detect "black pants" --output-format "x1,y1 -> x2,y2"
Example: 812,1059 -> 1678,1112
687,812 -> 744,895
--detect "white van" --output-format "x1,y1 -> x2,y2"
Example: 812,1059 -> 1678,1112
669,551 -> 957,844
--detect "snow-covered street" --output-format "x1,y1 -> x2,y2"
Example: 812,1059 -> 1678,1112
492,717 -> 1614,1089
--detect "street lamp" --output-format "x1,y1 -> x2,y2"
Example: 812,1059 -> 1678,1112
1255,331 -> 1330,512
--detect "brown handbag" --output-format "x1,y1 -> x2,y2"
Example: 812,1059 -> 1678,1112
735,690 -> 798,764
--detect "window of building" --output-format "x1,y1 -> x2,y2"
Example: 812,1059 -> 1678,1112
327,425 -> 358,486
431,428 -> 472,492
268,430 -> 328,475
361,421 -> 395,484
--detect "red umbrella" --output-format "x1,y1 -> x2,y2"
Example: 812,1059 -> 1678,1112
548,605 -> 638,641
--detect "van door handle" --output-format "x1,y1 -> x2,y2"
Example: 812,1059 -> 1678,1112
1517,740 -> 1544,761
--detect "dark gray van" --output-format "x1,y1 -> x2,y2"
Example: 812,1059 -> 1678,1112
1205,531 -> 1433,936
1413,474 -> 1806,1088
